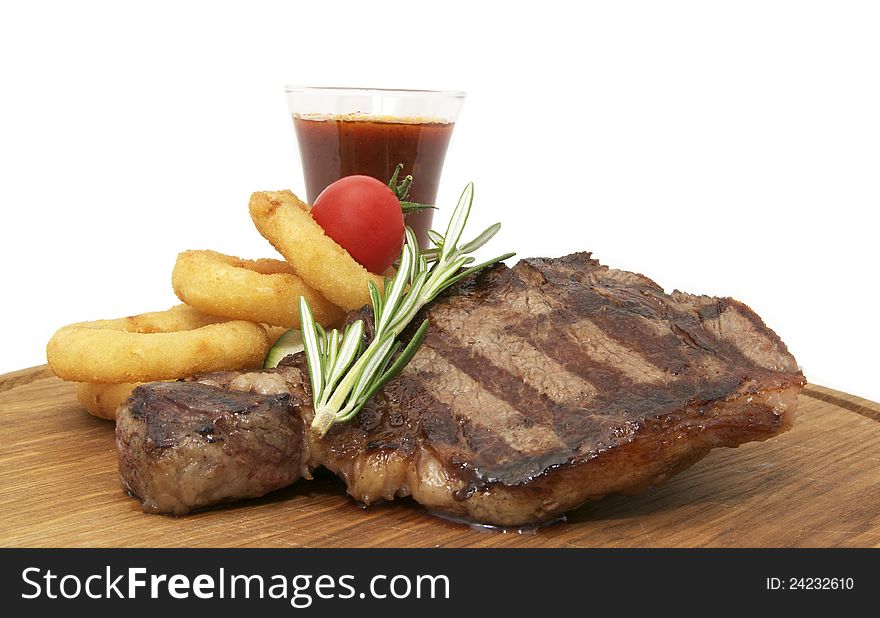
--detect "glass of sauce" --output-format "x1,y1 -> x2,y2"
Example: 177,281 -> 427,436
285,86 -> 465,248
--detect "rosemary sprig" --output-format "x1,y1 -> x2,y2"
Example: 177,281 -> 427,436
300,182 -> 514,438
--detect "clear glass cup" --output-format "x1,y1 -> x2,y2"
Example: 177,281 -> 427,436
285,86 -> 465,248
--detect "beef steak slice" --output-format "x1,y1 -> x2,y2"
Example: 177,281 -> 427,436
116,368 -> 310,514
310,252 -> 805,525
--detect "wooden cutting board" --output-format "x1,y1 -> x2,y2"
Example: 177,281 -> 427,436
1,365 -> 878,548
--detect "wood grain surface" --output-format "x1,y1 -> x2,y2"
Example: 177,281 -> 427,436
1,366 -> 878,548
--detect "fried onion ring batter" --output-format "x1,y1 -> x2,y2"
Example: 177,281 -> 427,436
47,305 -> 269,383
172,250 -> 343,328
249,190 -> 385,311
75,381 -> 139,420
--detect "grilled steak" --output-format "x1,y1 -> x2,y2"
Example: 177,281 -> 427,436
116,252 -> 805,525
116,369 -> 310,514
311,252 -> 805,525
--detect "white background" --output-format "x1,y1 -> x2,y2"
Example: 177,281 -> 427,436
1,1 -> 877,401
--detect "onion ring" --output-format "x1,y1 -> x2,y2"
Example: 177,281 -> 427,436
46,305 -> 269,383
249,190 -> 385,311
171,250 -> 343,328
75,382 -> 139,420
72,328 -> 288,421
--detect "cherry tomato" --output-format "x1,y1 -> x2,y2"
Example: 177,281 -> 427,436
311,175 -> 405,274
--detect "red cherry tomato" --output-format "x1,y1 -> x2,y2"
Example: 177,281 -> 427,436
311,175 -> 404,274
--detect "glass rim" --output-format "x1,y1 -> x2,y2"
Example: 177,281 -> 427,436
284,85 -> 466,99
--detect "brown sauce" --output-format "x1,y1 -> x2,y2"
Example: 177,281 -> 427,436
293,115 -> 455,247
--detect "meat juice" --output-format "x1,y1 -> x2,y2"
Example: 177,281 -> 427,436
293,115 -> 455,248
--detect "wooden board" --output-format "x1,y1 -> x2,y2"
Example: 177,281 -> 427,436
1,365 -> 879,548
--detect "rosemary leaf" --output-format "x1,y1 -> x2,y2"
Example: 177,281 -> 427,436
405,228 -> 419,284
461,222 -> 501,253
423,254 -> 470,299
385,270 -> 429,334
346,335 -> 397,411
368,280 -> 383,320
440,183 -> 473,263
299,297 -> 324,404
427,230 -> 445,246
324,320 -> 364,400
376,245 -> 413,338
436,252 -> 517,297
324,328 -> 339,384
